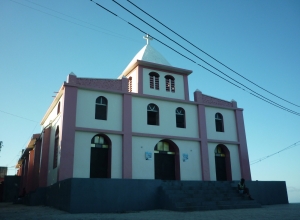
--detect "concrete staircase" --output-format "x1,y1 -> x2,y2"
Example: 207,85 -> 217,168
160,181 -> 261,211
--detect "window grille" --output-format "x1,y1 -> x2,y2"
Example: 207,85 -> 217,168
215,113 -> 224,132
165,75 -> 175,92
176,107 -> 185,128
95,96 -> 108,120
128,77 -> 132,92
149,72 -> 160,90
147,103 -> 159,125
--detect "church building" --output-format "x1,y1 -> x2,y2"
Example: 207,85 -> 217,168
16,35 -> 251,195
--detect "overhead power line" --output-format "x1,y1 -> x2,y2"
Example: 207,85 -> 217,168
111,0 -> 300,115
250,141 -> 300,165
126,0 -> 300,108
109,0 -> 300,116
0,109 -> 38,123
90,0 -> 300,117
9,0 -> 139,43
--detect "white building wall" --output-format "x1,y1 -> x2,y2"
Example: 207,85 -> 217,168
42,98 -> 62,129
73,131 -> 122,178
142,68 -> 185,100
41,96 -> 62,186
46,114 -> 61,186
76,89 -> 122,131
132,136 -> 201,180
227,144 -> 241,180
205,107 -> 238,141
175,140 -> 202,181
132,136 -> 156,179
132,97 -> 199,138
208,143 -> 241,181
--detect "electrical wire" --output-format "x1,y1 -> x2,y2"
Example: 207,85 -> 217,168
8,0 -> 140,43
90,0 -> 300,116
126,0 -> 300,108
4,150 -> 22,167
0,109 -> 38,123
250,141 -> 300,165
23,0 -> 138,42
109,0 -> 300,116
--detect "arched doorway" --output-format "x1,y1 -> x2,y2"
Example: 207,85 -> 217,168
90,134 -> 111,178
154,140 -> 180,180
215,144 -> 232,181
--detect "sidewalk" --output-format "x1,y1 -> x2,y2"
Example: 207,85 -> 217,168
0,203 -> 299,220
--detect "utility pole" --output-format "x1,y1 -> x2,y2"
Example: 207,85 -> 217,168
0,141 -> 3,152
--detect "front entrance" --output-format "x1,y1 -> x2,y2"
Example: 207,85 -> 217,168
215,144 -> 232,181
90,147 -> 108,178
154,140 -> 179,180
155,153 -> 175,180
215,156 -> 227,181
90,134 -> 111,178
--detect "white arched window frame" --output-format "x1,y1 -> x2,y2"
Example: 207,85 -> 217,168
176,107 -> 185,128
215,113 -> 224,132
95,96 -> 108,120
147,103 -> 159,125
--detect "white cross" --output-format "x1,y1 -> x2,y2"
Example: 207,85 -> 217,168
143,34 -> 153,45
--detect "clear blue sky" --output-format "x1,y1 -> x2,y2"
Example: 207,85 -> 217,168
0,0 -> 299,202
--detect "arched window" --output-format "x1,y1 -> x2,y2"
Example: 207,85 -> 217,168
53,127 -> 59,169
165,75 -> 175,92
57,102 -> 60,115
147,103 -> 159,125
149,72 -> 159,90
95,96 -> 107,120
128,77 -> 132,92
91,135 -> 109,148
176,107 -> 185,128
215,113 -> 224,132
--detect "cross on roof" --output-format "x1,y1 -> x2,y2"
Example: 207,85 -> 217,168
143,34 -> 153,45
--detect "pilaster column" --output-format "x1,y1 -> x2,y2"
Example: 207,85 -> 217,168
235,108 -> 251,180
194,90 -> 210,180
39,127 -> 51,187
122,93 -> 132,178
32,139 -> 42,190
59,85 -> 77,181
137,66 -> 143,94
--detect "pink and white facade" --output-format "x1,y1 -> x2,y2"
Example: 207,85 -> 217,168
17,41 -> 251,191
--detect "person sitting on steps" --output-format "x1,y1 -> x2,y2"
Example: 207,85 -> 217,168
238,178 -> 254,200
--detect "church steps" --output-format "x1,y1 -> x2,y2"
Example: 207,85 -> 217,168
160,181 -> 261,211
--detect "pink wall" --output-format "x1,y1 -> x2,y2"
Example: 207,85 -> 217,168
183,75 -> 189,101
18,165 -> 23,195
235,109 -> 252,180
58,85 -> 78,181
22,158 -> 28,194
27,148 -> 35,192
122,93 -> 133,178
194,90 -> 210,180
39,127 -> 51,187
32,139 -> 42,191
138,66 -> 143,94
